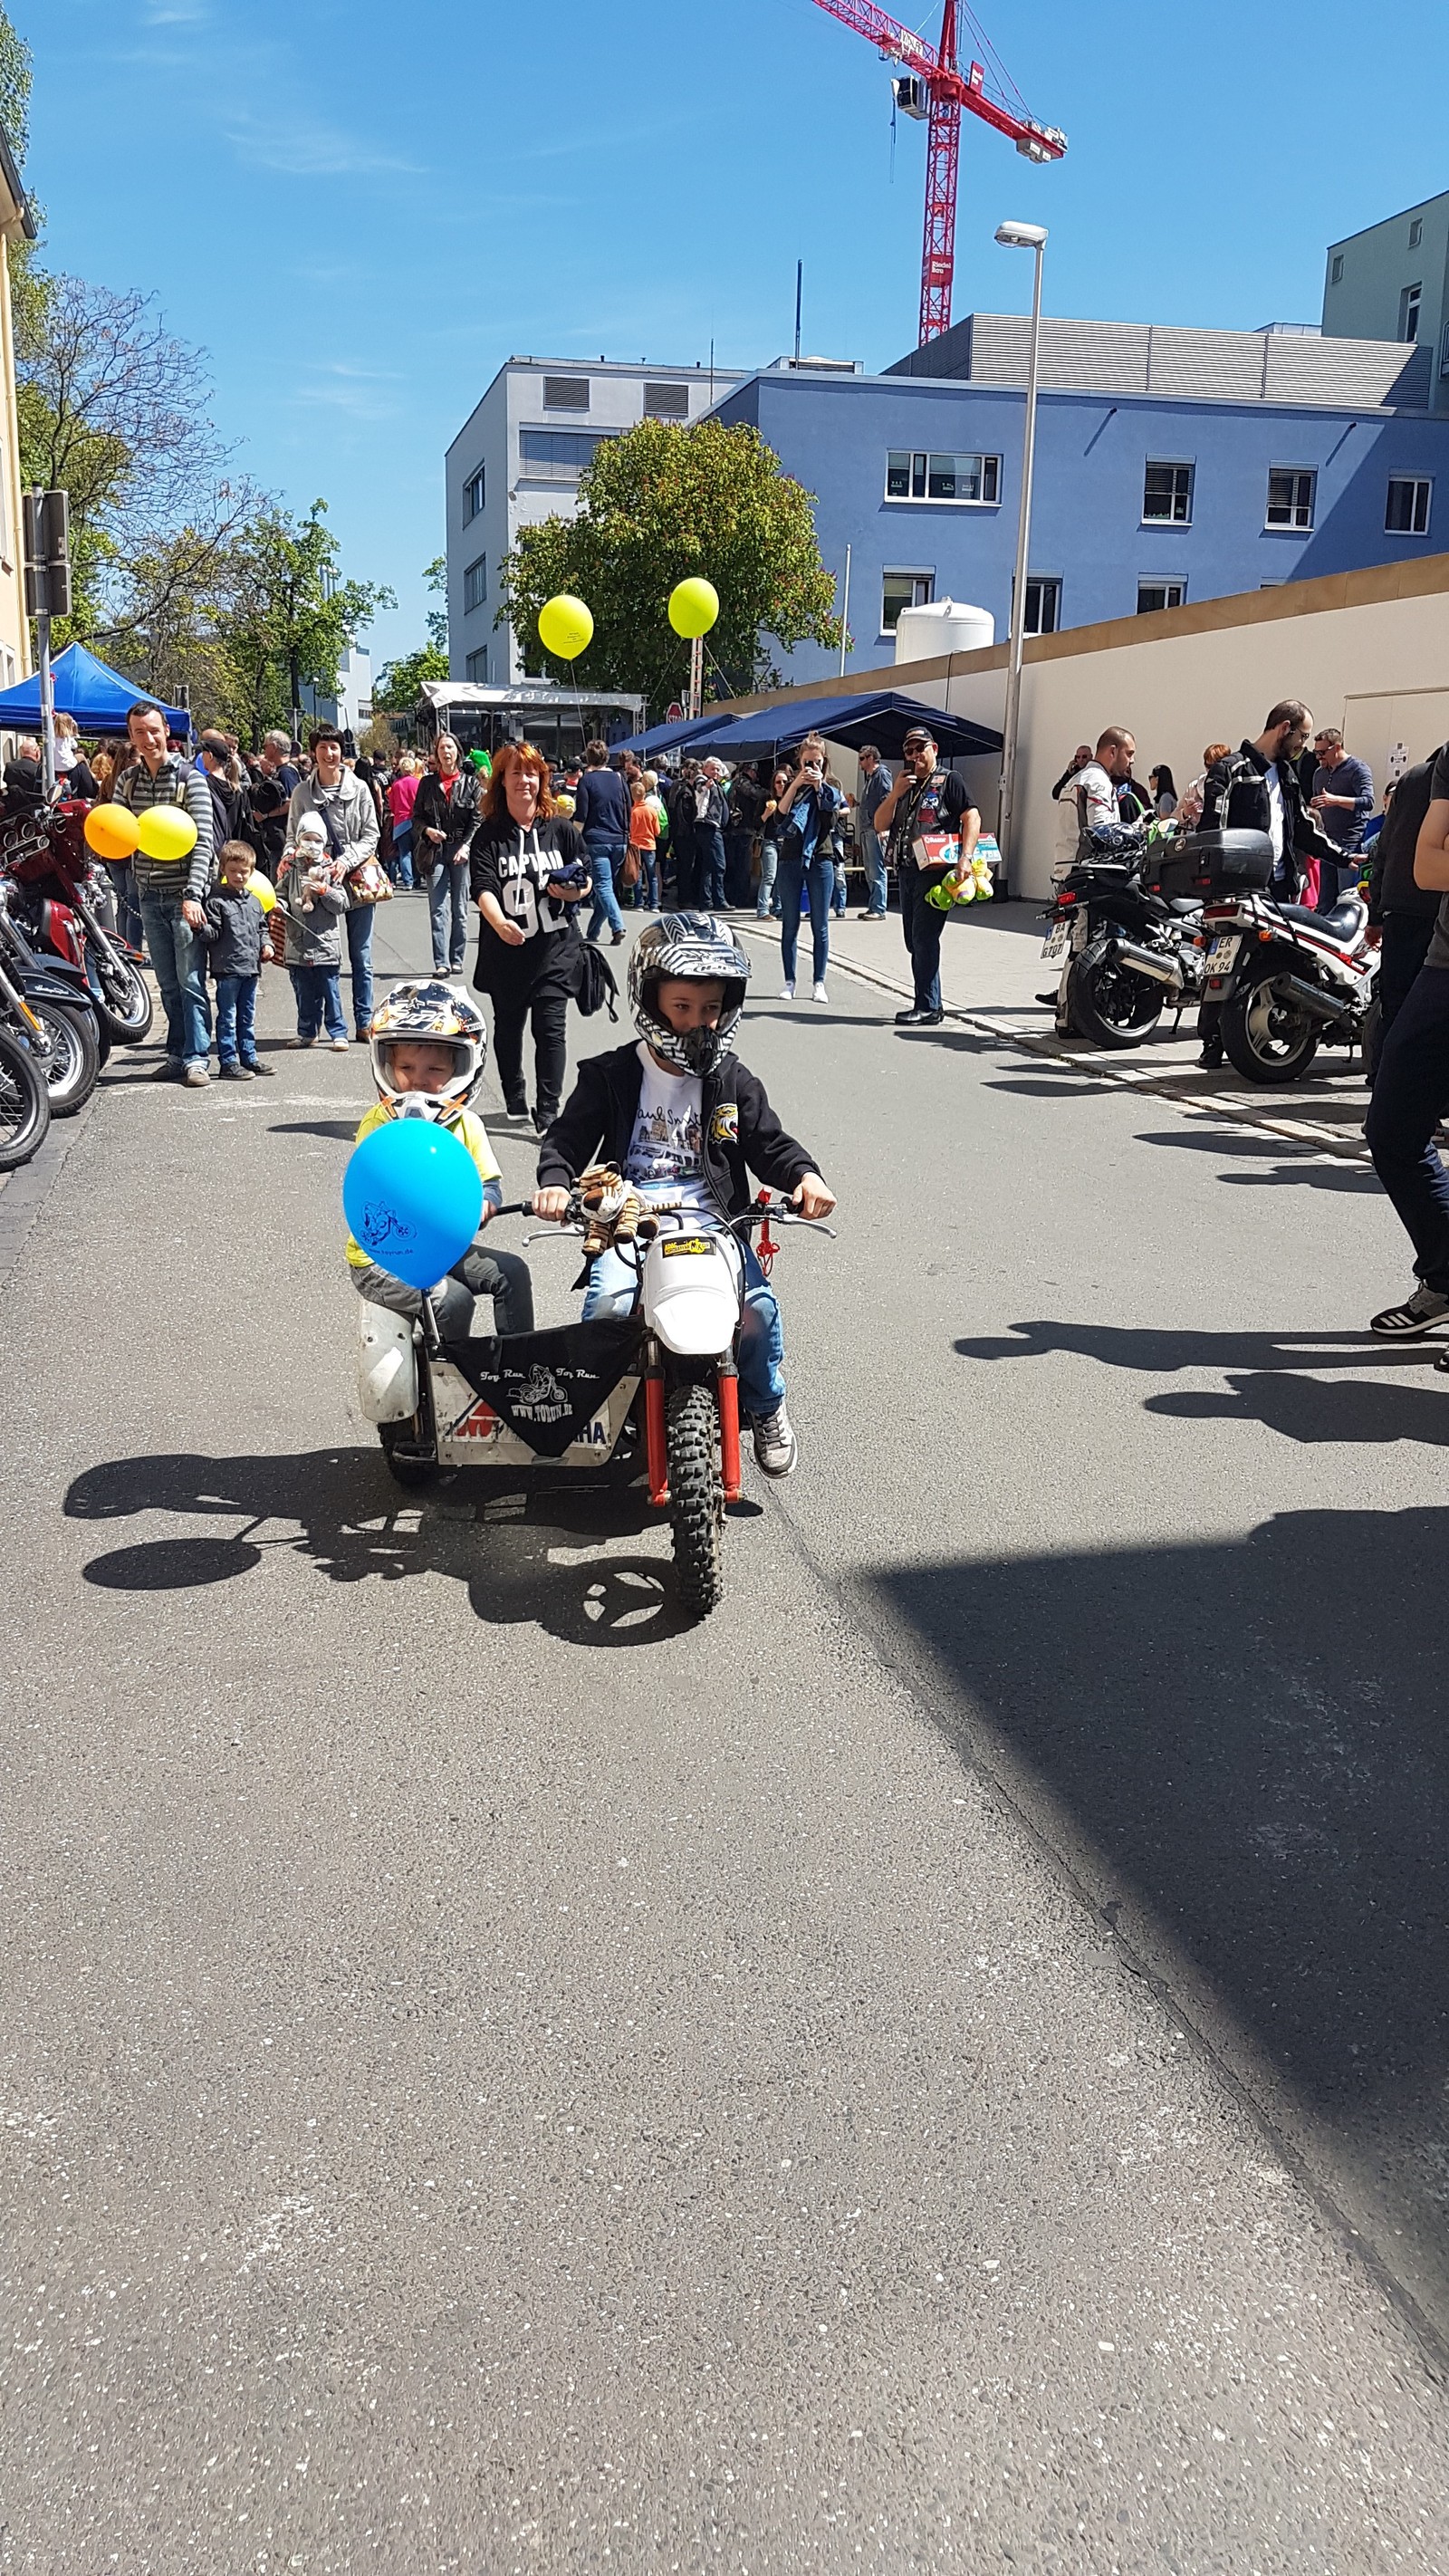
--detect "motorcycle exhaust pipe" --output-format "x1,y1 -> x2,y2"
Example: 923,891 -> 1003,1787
1276,973 -> 1356,1027
1109,937 -> 1184,990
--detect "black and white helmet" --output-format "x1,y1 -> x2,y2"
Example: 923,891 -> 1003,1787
369,978 -> 487,1120
628,911 -> 750,1076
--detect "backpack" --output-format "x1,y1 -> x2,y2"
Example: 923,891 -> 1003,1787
575,938 -> 619,1021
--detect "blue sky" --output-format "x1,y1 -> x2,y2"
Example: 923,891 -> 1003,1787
23,0 -> 1449,671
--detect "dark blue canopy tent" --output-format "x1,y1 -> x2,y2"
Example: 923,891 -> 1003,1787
685,688 -> 1002,766
0,642 -> 187,736
608,710 -> 751,759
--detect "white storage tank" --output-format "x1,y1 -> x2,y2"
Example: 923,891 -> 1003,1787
894,597 -> 994,666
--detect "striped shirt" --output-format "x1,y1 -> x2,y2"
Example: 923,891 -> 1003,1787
114,755 -> 215,901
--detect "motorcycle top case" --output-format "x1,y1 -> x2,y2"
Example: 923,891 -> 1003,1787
1149,828 -> 1273,899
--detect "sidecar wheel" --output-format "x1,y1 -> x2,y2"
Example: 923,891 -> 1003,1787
379,1422 -> 438,1490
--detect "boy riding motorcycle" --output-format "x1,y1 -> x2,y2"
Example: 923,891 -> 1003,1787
532,914 -> 835,1476
347,979 -> 533,1335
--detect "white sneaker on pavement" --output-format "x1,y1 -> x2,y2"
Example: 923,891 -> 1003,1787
331,1036 -> 349,1052
812,981 -> 828,1004
752,1403 -> 797,1478
780,979 -> 795,1000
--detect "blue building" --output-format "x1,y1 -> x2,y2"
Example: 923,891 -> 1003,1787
711,315 -> 1449,683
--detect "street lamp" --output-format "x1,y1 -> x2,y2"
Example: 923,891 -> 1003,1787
994,218 -> 1047,895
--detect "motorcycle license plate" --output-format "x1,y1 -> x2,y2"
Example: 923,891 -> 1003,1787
1041,919 -> 1071,964
1205,934 -> 1241,974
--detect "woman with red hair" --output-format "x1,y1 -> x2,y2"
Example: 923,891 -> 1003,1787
469,742 -> 590,1129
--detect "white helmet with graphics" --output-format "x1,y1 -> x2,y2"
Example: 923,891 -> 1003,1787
369,979 -> 487,1120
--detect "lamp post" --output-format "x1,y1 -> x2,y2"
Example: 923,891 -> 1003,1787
994,219 -> 1047,894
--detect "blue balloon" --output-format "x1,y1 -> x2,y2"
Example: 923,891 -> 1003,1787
342,1119 -> 485,1293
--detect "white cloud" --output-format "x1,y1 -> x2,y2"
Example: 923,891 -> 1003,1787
224,109 -> 420,179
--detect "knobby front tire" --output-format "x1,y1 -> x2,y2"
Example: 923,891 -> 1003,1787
666,1381 -> 724,1618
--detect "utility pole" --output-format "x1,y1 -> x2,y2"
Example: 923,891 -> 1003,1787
994,221 -> 1047,893
793,261 -> 803,366
840,544 -> 851,678
22,489 -> 72,798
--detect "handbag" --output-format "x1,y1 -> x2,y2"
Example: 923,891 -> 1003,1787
345,855 -> 393,908
621,847 -> 641,890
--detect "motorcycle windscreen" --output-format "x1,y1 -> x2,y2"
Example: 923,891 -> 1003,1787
439,1317 -> 644,1459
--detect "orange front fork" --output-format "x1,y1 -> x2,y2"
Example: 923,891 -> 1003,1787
645,1366 -> 669,1506
718,1366 -> 743,1503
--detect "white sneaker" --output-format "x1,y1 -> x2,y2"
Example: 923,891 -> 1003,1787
780,979 -> 795,1000
331,1036 -> 349,1053
752,1403 -> 797,1478
812,981 -> 828,1004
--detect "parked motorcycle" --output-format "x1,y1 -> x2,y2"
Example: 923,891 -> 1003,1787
1041,822 -> 1206,1046
0,880 -> 102,1115
1,801 -> 153,1046
1187,839 -> 1377,1085
0,1024 -> 51,1170
358,1184 -> 833,1619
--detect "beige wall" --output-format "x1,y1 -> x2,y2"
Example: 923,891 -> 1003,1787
714,556 -> 1449,904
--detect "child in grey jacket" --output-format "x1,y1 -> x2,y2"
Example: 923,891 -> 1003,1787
197,838 -> 275,1080
277,823 -> 350,1049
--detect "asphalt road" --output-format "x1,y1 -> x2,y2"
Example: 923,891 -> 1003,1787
4,889 -> 1448,2573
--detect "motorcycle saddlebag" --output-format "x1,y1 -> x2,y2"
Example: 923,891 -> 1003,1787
1151,828 -> 1273,899
440,1317 -> 643,1458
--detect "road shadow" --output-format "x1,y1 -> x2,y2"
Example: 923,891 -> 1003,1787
63,1447 -> 699,1646
1135,1127 -> 1377,1193
954,1316 -> 1449,1447
269,1120 -> 358,1140
869,1504 -> 1449,2348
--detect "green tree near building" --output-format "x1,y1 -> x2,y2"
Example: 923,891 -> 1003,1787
497,418 -> 842,707
220,501 -> 394,743
373,555 -> 450,713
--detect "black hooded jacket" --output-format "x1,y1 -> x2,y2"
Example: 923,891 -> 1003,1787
537,1042 -> 818,1221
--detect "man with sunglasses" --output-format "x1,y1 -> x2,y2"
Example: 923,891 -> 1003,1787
872,725 -> 979,1025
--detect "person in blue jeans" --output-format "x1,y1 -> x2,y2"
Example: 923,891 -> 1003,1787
773,733 -> 844,1003
412,733 -> 479,976
573,738 -> 629,943
197,839 -> 276,1080
113,697 -> 216,1087
1366,747 -> 1449,1345
853,743 -> 892,918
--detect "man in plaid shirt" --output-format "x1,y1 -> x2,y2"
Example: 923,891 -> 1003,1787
116,700 -> 216,1086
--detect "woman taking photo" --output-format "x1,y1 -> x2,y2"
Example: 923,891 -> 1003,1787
773,732 -> 844,1004
414,731 -> 480,974
470,740 -> 589,1130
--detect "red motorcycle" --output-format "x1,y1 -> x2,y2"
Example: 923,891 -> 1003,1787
0,799 -> 153,1045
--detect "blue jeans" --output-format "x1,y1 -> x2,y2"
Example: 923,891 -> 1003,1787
899,859 -> 945,1012
345,901 -> 375,1033
859,823 -> 887,915
585,835 -> 626,940
390,822 -> 414,888
139,889 -> 211,1069
756,840 -> 779,918
215,972 -> 259,1067
637,847 -> 660,908
1365,962 -> 1449,1293
106,860 -> 143,949
778,851 -> 832,985
832,860 -> 848,918
1316,854 -> 1358,913
696,825 -> 726,911
290,964 -> 346,1041
427,856 -> 469,974
582,1236 -> 785,1418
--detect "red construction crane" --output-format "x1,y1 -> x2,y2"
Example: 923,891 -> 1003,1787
810,0 -> 1065,346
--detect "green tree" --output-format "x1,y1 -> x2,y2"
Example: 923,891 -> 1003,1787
374,555 -> 450,712
496,417 -> 842,707
219,499 -> 395,744
0,3 -> 33,168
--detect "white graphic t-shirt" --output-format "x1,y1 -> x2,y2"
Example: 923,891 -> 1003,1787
625,1043 -> 713,1219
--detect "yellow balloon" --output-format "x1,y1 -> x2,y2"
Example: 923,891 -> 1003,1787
246,870 -> 277,913
134,804 -> 199,862
538,594 -> 594,660
83,802 -> 140,861
668,577 -> 719,639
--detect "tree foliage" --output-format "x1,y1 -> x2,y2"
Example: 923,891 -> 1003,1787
217,502 -> 394,745
497,418 -> 842,707
0,2 -> 32,168
374,555 -> 449,713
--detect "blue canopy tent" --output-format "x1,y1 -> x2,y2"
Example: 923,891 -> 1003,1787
684,688 -> 1002,766
0,642 -> 187,736
609,710 -> 750,760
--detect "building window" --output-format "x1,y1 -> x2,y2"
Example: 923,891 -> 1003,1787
1399,282 -> 1422,342
881,570 -> 934,631
1142,460 -> 1193,524
1386,476 -> 1432,536
465,648 -> 489,683
1330,253 -> 1344,284
885,449 -> 1000,504
1137,579 -> 1186,615
644,380 -> 689,418
463,464 -> 485,522
518,428 -> 610,482
463,555 -> 488,613
1022,576 -> 1060,636
1410,217 -> 1424,249
1266,467 -> 1316,531
542,374 -> 590,410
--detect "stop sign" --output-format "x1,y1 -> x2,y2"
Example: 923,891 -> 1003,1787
666,702 -> 685,724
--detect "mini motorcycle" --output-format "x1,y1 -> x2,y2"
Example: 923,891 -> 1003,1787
357,1180 -> 832,1618
1041,823 -> 1206,1047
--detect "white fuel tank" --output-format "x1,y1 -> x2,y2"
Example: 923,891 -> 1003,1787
894,597 -> 994,665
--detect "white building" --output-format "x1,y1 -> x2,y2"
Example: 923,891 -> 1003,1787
445,357 -> 747,686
